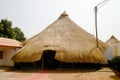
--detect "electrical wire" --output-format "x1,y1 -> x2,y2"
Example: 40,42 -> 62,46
96,0 -> 109,9
98,12 -> 120,34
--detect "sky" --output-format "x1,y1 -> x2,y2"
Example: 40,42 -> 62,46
0,0 -> 120,42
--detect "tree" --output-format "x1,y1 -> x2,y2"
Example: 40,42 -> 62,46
0,19 -> 13,38
12,27 -> 26,41
0,19 -> 26,42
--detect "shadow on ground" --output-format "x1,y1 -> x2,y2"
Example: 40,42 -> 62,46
5,67 -> 105,73
110,75 -> 120,80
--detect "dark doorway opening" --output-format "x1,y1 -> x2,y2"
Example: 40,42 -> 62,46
41,50 -> 59,69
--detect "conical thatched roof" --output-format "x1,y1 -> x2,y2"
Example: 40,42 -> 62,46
12,11 -> 108,63
106,35 -> 120,45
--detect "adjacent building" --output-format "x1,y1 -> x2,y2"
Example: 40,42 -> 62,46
0,37 -> 22,66
104,35 -> 120,62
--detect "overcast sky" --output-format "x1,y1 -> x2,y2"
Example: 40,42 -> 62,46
0,0 -> 120,41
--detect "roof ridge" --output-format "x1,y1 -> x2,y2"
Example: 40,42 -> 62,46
58,11 -> 68,19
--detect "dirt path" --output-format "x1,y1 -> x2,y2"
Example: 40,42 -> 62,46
0,67 -> 120,80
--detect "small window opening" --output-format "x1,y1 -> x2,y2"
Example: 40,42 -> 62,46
0,51 -> 3,59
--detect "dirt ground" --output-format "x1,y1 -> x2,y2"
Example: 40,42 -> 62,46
0,67 -> 120,80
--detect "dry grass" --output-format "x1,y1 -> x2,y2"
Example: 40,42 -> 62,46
12,12 -> 108,63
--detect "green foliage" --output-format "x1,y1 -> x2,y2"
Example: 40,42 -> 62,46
108,56 -> 120,72
0,19 -> 26,42
12,27 -> 26,42
0,19 -> 13,38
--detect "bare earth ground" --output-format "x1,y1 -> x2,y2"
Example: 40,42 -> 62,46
0,67 -> 120,80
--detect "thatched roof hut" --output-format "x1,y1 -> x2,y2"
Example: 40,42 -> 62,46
104,35 -> 120,61
12,11 -> 108,63
106,35 -> 120,45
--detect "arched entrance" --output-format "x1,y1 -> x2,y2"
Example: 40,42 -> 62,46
41,50 -> 59,69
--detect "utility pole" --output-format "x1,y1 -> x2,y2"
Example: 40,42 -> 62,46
94,0 -> 109,47
95,6 -> 98,47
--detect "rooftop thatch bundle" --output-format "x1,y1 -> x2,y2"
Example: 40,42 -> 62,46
12,11 -> 108,63
106,35 -> 120,45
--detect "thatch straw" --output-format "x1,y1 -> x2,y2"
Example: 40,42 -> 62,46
12,11 -> 108,63
106,35 -> 120,45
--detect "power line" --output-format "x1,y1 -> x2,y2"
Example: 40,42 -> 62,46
98,12 -> 120,34
97,0 -> 109,9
